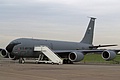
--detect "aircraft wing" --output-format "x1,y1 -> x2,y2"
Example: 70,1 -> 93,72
53,49 -> 120,54
53,49 -> 120,61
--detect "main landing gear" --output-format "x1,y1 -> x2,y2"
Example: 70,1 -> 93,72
63,59 -> 73,64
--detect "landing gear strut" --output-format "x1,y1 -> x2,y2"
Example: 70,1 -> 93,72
19,58 -> 25,64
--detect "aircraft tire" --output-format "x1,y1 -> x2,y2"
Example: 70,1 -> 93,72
63,59 -> 73,64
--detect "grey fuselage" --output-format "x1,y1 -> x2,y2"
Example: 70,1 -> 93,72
6,38 -> 92,58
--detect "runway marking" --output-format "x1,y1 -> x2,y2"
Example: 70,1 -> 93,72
0,71 -> 57,80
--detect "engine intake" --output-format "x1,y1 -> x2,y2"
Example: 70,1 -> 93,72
0,49 -> 8,58
102,50 -> 116,61
69,52 -> 84,62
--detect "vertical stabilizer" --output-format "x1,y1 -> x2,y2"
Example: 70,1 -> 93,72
80,17 -> 96,44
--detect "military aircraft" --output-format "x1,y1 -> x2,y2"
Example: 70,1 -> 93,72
0,17 -> 119,64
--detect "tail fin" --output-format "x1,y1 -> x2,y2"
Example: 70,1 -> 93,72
80,17 -> 96,44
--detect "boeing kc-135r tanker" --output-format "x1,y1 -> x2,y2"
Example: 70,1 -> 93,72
0,17 -> 119,64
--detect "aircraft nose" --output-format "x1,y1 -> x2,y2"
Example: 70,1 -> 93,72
6,42 -> 21,53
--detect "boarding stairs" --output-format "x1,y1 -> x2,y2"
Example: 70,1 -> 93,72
34,46 -> 63,64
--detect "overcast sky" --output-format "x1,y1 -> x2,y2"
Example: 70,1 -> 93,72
0,0 -> 120,49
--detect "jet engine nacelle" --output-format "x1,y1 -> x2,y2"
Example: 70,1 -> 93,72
101,50 -> 116,61
9,53 -> 19,60
0,49 -> 8,58
68,52 -> 84,62
0,49 -> 19,60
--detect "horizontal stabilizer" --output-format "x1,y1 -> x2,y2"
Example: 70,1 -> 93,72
89,44 -> 117,48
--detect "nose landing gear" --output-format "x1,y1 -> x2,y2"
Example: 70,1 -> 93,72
19,58 -> 25,64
